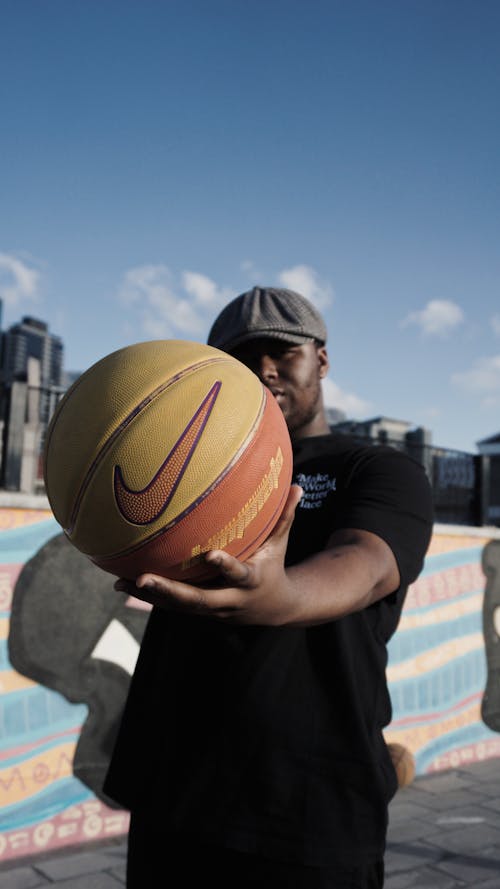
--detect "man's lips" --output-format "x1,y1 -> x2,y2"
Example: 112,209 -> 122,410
268,388 -> 286,407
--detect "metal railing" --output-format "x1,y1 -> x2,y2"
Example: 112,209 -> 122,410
333,431 -> 492,528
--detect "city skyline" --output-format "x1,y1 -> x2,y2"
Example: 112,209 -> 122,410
1,1 -> 499,453
0,300 -> 486,456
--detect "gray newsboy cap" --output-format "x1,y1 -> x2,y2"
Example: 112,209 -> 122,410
207,286 -> 327,352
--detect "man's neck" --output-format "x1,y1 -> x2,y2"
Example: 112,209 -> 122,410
291,412 -> 331,441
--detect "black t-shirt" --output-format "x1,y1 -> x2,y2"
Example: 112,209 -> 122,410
104,434 -> 433,866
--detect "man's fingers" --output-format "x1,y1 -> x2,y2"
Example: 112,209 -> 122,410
205,550 -> 252,585
137,571 -> 252,617
132,574 -> 210,613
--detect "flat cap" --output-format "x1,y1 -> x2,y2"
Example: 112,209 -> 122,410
207,286 -> 327,353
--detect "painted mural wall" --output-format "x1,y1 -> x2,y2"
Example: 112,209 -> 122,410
0,507 -> 148,863
384,529 -> 500,773
1,506 -> 500,865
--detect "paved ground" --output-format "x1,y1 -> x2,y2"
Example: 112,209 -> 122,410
385,758 -> 500,888
1,759 -> 499,887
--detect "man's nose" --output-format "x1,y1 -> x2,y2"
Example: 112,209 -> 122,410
257,353 -> 278,381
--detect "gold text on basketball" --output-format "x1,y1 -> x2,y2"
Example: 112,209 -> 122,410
189,447 -> 284,559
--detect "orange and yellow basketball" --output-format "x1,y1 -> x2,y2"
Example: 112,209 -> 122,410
43,340 -> 293,582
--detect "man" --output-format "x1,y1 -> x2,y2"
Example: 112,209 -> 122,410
105,287 -> 433,888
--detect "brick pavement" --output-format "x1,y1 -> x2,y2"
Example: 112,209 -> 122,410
386,758 -> 500,888
1,759 -> 499,887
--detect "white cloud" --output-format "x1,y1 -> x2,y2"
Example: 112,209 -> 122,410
118,264 -> 204,339
117,265 -> 236,340
481,395 -> 500,409
452,355 -> 500,396
118,264 -> 171,305
491,314 -> 500,337
240,259 -> 262,280
278,264 -> 333,308
401,299 -> 464,336
322,376 -> 370,417
421,406 -> 441,420
0,253 -> 40,307
117,262 -> 334,343
181,271 -> 232,307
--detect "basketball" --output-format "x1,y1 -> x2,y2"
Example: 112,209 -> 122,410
43,340 -> 293,582
387,743 -> 416,788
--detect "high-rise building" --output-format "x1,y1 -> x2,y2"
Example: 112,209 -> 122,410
1,315 -> 64,423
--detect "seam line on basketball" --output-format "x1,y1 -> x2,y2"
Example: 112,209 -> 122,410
95,386 -> 268,562
64,356 -> 239,535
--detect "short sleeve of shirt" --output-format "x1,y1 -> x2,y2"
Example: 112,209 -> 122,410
339,445 -> 434,589
290,435 -> 434,592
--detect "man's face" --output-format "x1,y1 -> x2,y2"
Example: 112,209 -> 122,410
231,338 -> 329,438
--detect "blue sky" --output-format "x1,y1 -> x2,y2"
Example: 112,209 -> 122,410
1,0 -> 499,453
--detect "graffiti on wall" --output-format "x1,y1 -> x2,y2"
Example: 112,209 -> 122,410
384,532 -> 500,773
481,540 -> 500,732
1,506 -> 500,864
0,508 -> 149,863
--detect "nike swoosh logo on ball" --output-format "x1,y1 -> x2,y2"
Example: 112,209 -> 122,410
114,380 -> 222,525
